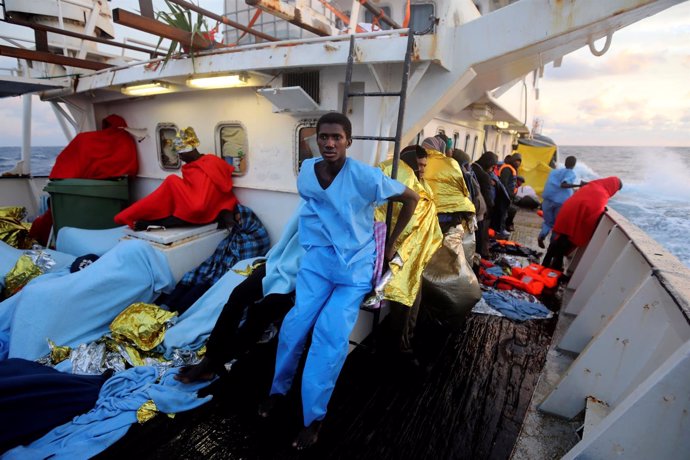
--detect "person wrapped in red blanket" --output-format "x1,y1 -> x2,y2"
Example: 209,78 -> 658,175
542,176 -> 622,271
49,114 -> 138,179
114,127 -> 238,231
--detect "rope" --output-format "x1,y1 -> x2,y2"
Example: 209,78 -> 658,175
402,0 -> 411,28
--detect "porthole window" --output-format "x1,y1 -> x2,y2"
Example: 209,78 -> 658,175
472,135 -> 479,157
295,119 -> 318,174
464,133 -> 470,151
453,132 -> 460,149
156,123 -> 180,170
216,122 -> 248,176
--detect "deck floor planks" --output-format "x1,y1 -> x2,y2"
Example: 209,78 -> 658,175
98,208 -> 559,459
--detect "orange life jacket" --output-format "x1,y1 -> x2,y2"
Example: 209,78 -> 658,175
511,263 -> 562,289
498,274 -> 544,296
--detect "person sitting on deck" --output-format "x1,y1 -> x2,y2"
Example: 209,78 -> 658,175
421,136 -> 475,234
258,112 -> 419,450
542,176 -> 622,271
377,145 -> 442,364
537,155 -> 582,248
157,204 -> 271,314
175,203 -> 305,383
514,176 -> 541,209
114,127 -> 238,231
49,114 -> 138,180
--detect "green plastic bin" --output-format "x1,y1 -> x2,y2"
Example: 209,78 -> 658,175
44,178 -> 129,233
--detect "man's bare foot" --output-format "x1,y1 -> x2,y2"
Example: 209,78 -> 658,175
174,358 -> 215,384
292,421 -> 322,450
257,394 -> 283,418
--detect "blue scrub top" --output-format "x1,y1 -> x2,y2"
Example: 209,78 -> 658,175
298,157 -> 406,265
543,168 -> 577,204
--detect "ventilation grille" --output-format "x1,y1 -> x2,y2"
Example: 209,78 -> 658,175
283,71 -> 320,103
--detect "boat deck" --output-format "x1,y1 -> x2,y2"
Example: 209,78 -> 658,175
97,209 -> 564,460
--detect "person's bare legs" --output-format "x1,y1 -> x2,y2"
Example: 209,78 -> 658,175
257,393 -> 284,418
293,421 -> 322,450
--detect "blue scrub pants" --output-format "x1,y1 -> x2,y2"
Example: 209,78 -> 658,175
539,198 -> 562,241
270,245 -> 373,426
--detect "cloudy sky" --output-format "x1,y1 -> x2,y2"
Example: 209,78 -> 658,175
1,1 -> 689,147
537,2 -> 690,147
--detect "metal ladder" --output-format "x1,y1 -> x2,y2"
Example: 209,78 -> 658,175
341,29 -> 416,348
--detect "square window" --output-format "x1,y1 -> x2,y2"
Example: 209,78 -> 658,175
410,4 -> 435,34
217,123 -> 248,176
156,123 -> 180,170
296,120 -> 318,174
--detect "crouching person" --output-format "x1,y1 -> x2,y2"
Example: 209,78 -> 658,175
258,112 -> 419,449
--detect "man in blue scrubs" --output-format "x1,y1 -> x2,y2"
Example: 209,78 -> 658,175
259,112 -> 419,449
538,155 -> 582,248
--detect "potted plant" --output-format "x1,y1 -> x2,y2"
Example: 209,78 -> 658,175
155,0 -> 216,65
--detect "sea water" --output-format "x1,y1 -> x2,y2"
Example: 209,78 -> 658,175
1,145 -> 689,268
560,146 -> 690,269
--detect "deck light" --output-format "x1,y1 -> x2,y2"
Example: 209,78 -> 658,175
121,82 -> 172,96
496,121 -> 509,129
186,73 -> 248,89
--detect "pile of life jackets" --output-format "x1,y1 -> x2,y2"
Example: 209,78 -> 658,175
480,260 -> 561,296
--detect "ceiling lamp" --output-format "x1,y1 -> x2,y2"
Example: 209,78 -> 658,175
186,73 -> 248,89
121,82 -> 172,96
496,121 -> 510,129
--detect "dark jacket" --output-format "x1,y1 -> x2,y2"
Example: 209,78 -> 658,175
471,162 -> 494,214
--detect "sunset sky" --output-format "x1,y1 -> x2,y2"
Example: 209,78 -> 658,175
537,1 -> 690,147
1,1 -> 688,147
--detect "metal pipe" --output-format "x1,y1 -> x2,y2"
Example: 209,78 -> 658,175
78,28 -> 411,80
21,94 -> 32,175
51,102 -> 75,142
3,17 -> 166,57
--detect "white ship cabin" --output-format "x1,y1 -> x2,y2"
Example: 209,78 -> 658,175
7,0 -> 640,245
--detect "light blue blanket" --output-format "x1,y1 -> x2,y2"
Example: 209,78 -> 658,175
2,366 -> 213,460
261,201 -> 304,296
56,225 -> 127,257
162,205 -> 304,357
161,257 -> 261,357
0,239 -> 175,361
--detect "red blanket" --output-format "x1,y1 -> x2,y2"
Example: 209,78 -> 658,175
114,154 -> 237,228
553,176 -> 621,247
49,115 -> 138,179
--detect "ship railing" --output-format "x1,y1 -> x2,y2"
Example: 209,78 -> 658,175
539,208 -> 690,459
72,27 -> 412,89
